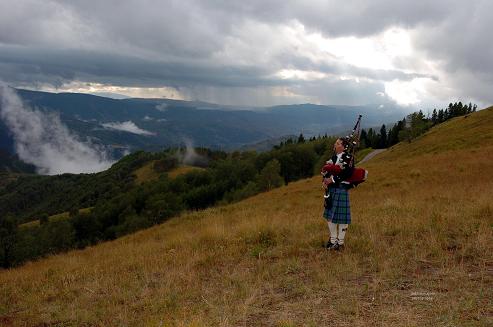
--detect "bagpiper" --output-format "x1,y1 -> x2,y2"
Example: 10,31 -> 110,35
322,115 -> 367,250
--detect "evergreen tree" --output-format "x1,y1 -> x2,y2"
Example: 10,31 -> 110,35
431,109 -> 438,125
399,111 -> 431,142
378,124 -> 387,148
457,101 -> 464,115
360,129 -> 368,148
367,128 -> 375,148
438,109 -> 444,123
0,216 -> 18,268
387,119 -> 405,146
297,133 -> 305,143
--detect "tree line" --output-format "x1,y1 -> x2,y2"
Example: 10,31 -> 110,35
360,101 -> 477,149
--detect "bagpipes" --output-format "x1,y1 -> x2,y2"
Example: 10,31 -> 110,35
322,115 -> 368,208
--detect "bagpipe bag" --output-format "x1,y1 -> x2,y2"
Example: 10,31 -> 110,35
322,163 -> 368,187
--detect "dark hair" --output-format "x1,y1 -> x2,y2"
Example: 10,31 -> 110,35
337,137 -> 350,148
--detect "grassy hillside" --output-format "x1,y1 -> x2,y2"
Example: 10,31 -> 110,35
167,165 -> 205,179
133,160 -> 161,185
1,109 -> 492,326
18,208 -> 93,229
134,161 -> 204,184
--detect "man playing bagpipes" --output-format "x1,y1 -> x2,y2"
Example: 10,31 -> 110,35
322,115 -> 367,250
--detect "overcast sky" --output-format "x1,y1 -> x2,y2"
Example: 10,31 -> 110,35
1,0 -> 491,110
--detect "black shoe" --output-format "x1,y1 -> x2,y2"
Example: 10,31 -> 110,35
335,243 -> 344,251
325,241 -> 338,250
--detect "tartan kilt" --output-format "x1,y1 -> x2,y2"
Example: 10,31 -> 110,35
323,186 -> 351,224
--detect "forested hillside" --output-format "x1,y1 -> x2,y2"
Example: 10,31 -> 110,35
0,136 -> 337,267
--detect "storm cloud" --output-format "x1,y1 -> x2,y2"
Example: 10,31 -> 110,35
0,0 -> 491,108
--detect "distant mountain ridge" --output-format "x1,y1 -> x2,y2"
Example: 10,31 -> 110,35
0,89 -> 404,166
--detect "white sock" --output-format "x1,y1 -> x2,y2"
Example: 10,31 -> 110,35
337,224 -> 348,245
328,221 -> 338,244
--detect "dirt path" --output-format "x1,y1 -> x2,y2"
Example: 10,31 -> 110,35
358,149 -> 386,165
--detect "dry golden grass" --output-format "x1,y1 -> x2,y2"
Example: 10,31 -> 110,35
1,108 -> 492,326
167,166 -> 205,179
134,162 -> 204,185
19,207 -> 93,229
134,161 -> 160,185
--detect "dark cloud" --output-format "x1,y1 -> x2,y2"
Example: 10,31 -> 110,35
0,0 -> 491,107
0,45 -> 282,88
0,43 -> 434,92
203,0 -> 456,37
413,1 -> 493,74
409,0 -> 493,105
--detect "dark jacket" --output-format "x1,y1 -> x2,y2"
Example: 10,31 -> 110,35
328,151 -> 354,187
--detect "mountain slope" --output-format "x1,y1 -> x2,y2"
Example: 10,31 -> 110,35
1,108 -> 492,326
1,89 -> 402,156
0,149 -> 36,174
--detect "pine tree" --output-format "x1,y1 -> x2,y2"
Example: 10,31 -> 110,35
448,103 -> 454,118
379,124 -> 387,148
432,109 -> 438,125
387,119 -> 404,146
457,101 -> 464,115
360,129 -> 368,148
367,128 -> 375,148
438,109 -> 444,123
0,216 -> 18,268
297,133 -> 305,143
